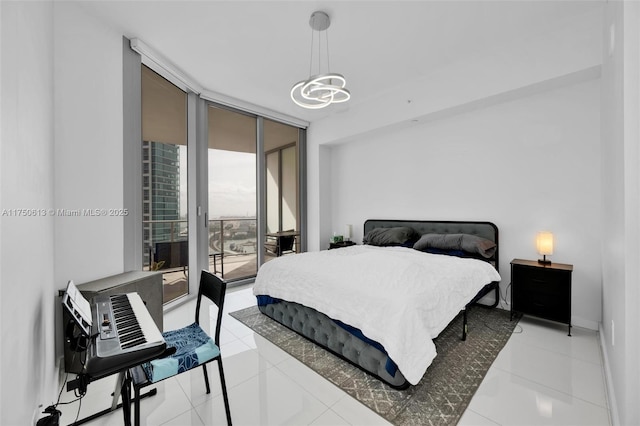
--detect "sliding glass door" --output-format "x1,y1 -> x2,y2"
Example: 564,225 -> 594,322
207,106 -> 257,281
204,107 -> 303,277
264,119 -> 300,263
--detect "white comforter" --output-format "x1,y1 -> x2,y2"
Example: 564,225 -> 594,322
252,245 -> 501,385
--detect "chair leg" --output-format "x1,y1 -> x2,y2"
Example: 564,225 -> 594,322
218,359 -> 232,426
202,364 -> 211,394
121,373 -> 132,426
134,385 -> 141,426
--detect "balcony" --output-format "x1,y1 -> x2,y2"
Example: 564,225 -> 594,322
143,218 -> 259,303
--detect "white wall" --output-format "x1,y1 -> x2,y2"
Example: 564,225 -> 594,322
306,143 -> 333,252
327,79 -> 601,330
1,1 -> 56,424
600,1 -> 640,425
1,2 -> 126,423
53,2 -> 125,286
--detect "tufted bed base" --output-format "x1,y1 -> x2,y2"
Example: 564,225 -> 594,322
258,299 -> 410,389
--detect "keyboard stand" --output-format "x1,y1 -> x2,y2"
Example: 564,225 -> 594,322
111,372 -> 124,411
69,372 -> 158,426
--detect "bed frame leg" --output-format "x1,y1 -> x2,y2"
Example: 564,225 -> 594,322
462,309 -> 468,341
491,283 -> 500,308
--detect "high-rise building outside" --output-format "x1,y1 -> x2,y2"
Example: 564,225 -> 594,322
142,140 -> 182,265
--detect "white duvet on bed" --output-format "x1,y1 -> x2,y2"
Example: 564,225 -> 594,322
252,245 -> 501,385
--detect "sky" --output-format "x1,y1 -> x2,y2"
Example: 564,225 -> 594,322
179,147 -> 256,218
208,149 -> 256,218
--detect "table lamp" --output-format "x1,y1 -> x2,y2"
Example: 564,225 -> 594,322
536,231 -> 554,264
345,224 -> 352,242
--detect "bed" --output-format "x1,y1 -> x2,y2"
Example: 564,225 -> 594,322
253,220 -> 501,389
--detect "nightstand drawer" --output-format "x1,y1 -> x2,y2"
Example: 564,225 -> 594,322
511,267 -> 571,293
514,267 -> 569,286
513,281 -> 570,323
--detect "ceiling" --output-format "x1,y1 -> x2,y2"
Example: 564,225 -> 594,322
78,1 -> 602,124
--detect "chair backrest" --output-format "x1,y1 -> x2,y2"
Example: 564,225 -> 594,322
195,270 -> 227,346
154,240 -> 188,269
279,235 -> 295,252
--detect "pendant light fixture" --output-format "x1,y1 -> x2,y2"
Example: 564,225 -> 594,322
290,11 -> 350,109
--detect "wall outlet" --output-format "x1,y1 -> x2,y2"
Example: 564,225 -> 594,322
611,319 -> 615,346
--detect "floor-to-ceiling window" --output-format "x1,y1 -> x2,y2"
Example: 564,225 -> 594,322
126,40 -> 306,295
141,65 -> 189,303
207,105 -> 258,281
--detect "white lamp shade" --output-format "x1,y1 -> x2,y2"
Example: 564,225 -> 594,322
345,224 -> 352,240
536,232 -> 554,256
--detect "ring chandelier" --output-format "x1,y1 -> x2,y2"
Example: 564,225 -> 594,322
290,11 -> 351,109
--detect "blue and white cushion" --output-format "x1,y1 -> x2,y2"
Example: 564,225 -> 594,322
142,322 -> 220,383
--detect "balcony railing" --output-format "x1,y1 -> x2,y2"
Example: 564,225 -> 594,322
207,218 -> 258,280
143,217 -> 258,292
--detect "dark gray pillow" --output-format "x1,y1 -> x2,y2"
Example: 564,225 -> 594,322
413,233 -> 496,258
363,226 -> 418,246
413,234 -> 463,251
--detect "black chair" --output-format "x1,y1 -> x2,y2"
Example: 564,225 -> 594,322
153,240 -> 188,274
264,233 -> 296,257
129,270 -> 232,426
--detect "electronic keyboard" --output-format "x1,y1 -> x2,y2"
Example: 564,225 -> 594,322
84,293 -> 166,380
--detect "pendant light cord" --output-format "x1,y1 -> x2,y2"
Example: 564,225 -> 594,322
325,28 -> 331,75
308,26 -> 314,77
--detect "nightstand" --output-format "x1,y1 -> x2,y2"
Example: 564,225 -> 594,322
329,241 -> 356,250
510,258 -> 573,335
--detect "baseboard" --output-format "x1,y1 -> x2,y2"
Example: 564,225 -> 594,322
599,322 -> 620,426
489,297 -> 600,332
573,316 -> 599,331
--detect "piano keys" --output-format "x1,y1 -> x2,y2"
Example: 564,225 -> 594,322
84,292 -> 166,380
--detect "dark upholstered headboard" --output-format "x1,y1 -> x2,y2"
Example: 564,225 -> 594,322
363,219 -> 499,270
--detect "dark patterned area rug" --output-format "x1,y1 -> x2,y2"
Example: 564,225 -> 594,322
230,305 -> 521,426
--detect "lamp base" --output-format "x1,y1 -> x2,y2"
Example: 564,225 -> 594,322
537,255 -> 552,265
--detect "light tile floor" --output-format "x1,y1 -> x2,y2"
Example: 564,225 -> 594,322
58,285 -> 611,425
